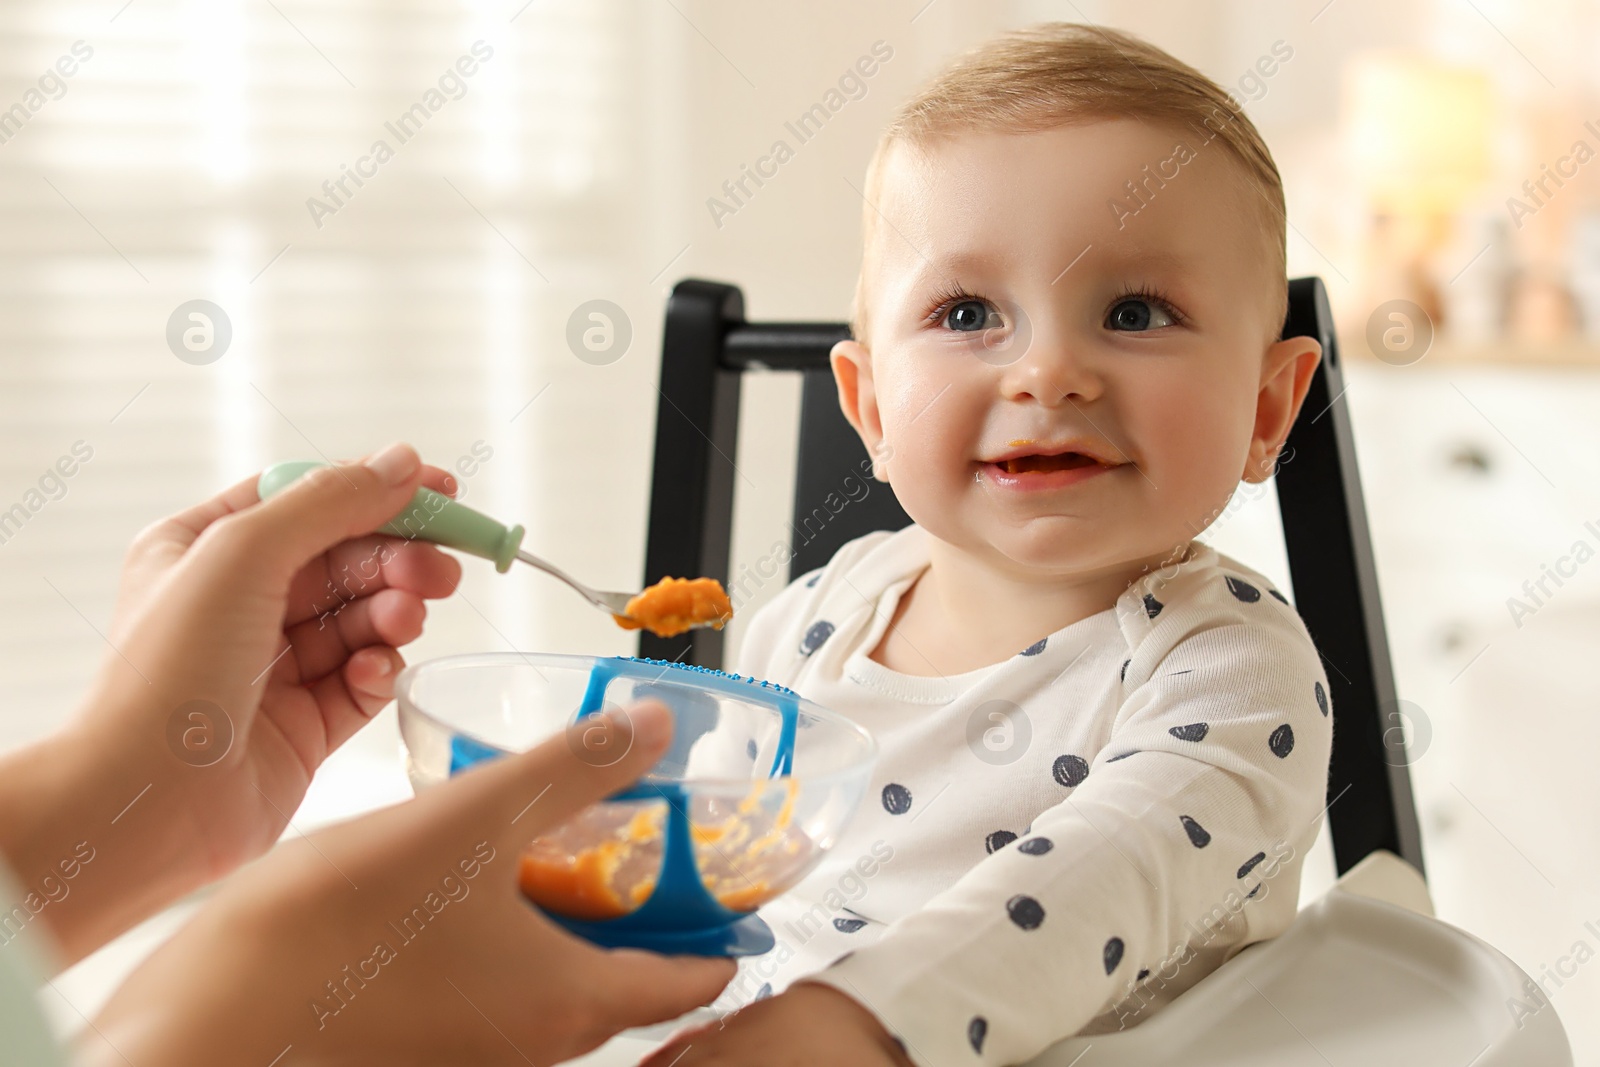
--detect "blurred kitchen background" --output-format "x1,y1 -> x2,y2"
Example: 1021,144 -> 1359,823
2,0 -> 1598,1060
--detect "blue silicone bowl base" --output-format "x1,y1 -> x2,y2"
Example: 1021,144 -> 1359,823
541,909 -> 777,957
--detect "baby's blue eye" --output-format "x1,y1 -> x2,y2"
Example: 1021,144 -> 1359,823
1106,299 -> 1174,332
944,299 -> 993,332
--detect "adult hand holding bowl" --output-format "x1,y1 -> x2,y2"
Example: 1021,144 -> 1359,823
397,653 -> 879,957
85,702 -> 738,1067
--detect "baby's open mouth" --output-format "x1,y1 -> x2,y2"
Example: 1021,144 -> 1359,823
994,452 -> 1103,474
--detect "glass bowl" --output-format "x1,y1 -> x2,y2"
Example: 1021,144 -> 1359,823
395,652 -> 877,956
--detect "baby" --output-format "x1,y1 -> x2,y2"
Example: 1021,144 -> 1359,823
648,23 -> 1332,1067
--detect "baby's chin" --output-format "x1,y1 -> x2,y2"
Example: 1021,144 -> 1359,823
927,513 -> 1169,583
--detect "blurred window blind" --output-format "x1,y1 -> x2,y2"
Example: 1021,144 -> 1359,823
0,0 -> 659,746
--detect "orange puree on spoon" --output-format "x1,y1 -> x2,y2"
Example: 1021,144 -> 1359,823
612,576 -> 733,638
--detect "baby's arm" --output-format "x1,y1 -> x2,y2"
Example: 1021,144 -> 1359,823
800,583 -> 1333,1065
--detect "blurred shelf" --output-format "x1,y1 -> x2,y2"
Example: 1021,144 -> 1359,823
1340,332 -> 1600,367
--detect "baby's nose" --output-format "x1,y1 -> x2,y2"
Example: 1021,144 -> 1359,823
997,330 -> 1102,405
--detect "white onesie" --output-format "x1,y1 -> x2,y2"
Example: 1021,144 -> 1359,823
711,522 -> 1334,1067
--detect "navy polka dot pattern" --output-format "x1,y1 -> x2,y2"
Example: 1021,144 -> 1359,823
986,830 -> 1018,854
800,620 -> 835,656
1006,894 -> 1045,930
1103,936 -> 1125,974
746,738 -> 758,760
805,571 -> 822,588
728,538 -> 1334,1063
1225,576 -> 1261,602
1052,754 -> 1090,788
882,783 -> 913,815
755,982 -> 773,1000
1179,814 -> 1211,848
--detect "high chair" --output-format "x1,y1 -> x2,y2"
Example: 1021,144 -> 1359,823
627,277 -> 1574,1065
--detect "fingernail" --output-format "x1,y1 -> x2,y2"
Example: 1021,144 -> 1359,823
365,442 -> 419,487
371,653 -> 394,677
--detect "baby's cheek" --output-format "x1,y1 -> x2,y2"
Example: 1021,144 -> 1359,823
877,368 -> 975,464
881,435 -> 964,526
877,407 -> 975,530
1136,408 -> 1252,525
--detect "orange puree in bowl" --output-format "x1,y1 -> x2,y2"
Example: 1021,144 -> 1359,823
518,780 -> 813,920
612,577 -> 732,638
518,845 -> 639,921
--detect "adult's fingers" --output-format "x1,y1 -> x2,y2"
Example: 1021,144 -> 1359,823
341,645 -> 407,713
218,443 -> 426,582
142,458 -> 459,558
280,586 -> 427,684
295,645 -> 408,752
280,536 -> 461,629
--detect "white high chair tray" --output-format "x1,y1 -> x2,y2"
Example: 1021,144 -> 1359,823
1029,859 -> 1573,1067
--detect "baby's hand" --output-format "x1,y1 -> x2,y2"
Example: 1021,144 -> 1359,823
641,981 -> 914,1067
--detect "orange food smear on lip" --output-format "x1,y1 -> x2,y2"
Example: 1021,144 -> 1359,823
612,576 -> 733,638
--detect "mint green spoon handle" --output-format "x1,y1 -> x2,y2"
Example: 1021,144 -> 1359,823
256,460 -> 526,573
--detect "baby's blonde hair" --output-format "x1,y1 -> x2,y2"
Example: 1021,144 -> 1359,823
850,23 -> 1287,342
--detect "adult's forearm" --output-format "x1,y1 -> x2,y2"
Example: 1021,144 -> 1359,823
0,714 -> 206,968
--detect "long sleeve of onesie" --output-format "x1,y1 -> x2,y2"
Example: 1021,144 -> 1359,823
727,525 -> 1334,1067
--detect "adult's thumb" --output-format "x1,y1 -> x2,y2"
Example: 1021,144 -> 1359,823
594,949 -> 738,1033
449,700 -> 678,860
232,442 -> 425,579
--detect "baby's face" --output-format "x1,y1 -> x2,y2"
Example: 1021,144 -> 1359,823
833,119 -> 1318,581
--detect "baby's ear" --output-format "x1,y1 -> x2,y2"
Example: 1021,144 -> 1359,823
830,339 -> 891,481
1242,335 -> 1321,484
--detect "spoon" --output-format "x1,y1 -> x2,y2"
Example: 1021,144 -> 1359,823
256,460 -> 715,628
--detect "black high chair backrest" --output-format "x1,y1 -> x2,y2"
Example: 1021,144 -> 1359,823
640,276 -> 1424,881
